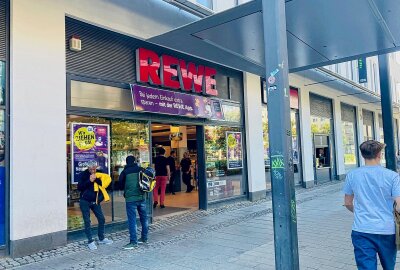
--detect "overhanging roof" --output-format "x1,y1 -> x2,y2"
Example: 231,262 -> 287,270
148,0 -> 400,76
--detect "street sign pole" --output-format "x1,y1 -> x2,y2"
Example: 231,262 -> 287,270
261,0 -> 300,269
379,54 -> 397,172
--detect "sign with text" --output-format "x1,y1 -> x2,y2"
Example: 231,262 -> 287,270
71,123 -> 110,184
131,84 -> 214,118
226,131 -> 243,170
136,48 -> 218,96
358,58 -> 367,83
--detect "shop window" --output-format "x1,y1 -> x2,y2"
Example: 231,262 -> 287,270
0,61 -> 4,106
311,116 -> 331,134
66,115 -> 150,231
0,110 -> 5,246
263,107 -> 302,190
222,103 -> 241,122
70,80 -> 132,111
342,121 -> 357,171
205,126 -> 244,201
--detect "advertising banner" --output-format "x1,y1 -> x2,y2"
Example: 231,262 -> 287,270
131,84 -> 223,119
71,123 -> 110,184
226,131 -> 243,170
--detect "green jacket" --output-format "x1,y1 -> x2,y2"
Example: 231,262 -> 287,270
119,164 -> 145,202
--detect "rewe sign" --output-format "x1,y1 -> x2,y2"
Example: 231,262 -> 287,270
136,48 -> 218,96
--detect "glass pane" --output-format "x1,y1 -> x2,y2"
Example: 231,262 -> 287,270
196,0 -> 213,9
205,126 -> 244,201
67,116 -> 111,231
311,116 -> 331,134
222,103 -> 241,122
342,121 -> 358,172
262,107 -> 271,190
0,62 -> 4,106
111,120 -> 150,223
0,110 -> 5,245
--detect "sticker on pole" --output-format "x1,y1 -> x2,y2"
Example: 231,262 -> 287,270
268,76 -> 276,84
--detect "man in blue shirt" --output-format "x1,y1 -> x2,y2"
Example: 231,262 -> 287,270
344,140 -> 400,270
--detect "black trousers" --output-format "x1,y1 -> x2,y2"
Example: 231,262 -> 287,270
79,199 -> 105,243
182,171 -> 192,191
169,171 -> 176,193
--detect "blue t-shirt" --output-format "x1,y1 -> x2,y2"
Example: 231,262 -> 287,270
343,165 -> 400,235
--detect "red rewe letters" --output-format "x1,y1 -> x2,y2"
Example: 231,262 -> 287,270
136,48 -> 161,85
161,55 -> 180,89
204,67 -> 217,96
136,48 -> 218,96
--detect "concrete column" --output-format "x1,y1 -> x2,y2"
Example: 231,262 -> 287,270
10,0 -> 67,256
243,72 -> 266,201
298,87 -> 314,187
333,99 -> 346,179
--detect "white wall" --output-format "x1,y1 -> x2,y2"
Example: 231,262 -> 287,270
9,0 -> 197,242
243,73 -> 266,196
10,0 -> 67,240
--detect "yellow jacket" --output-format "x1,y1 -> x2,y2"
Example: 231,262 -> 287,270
94,173 -> 111,204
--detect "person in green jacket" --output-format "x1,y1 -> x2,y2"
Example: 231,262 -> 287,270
118,156 -> 149,250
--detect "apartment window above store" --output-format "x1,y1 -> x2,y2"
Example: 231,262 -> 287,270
195,0 -> 213,9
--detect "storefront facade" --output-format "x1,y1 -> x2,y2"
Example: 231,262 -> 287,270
6,0 -> 400,258
65,18 -> 247,232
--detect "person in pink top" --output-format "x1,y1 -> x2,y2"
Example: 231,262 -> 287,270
153,147 -> 170,209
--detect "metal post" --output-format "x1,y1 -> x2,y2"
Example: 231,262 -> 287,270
197,125 -> 207,210
262,0 -> 299,269
378,54 -> 397,172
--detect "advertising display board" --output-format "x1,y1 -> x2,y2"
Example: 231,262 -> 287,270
226,131 -> 243,169
71,123 -> 110,184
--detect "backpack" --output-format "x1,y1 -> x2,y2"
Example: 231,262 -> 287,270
139,167 -> 156,192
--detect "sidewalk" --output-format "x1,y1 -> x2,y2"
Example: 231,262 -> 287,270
2,182 -> 396,269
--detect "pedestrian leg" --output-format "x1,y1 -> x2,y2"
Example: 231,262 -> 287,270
153,177 -> 161,205
137,200 -> 149,241
91,203 -> 106,241
376,234 -> 396,270
125,201 -> 138,244
351,231 -> 378,270
160,176 -> 167,206
79,199 -> 93,243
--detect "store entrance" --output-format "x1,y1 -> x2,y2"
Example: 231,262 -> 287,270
151,123 -> 198,217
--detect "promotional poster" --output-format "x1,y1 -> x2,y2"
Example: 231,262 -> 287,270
226,131 -> 243,170
71,123 -> 110,184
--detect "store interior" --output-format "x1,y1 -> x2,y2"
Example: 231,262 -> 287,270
151,123 -> 199,217
66,116 -> 199,231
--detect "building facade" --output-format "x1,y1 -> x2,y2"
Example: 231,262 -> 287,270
0,0 -> 398,257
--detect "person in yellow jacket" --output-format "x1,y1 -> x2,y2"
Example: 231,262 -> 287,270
77,162 -> 113,250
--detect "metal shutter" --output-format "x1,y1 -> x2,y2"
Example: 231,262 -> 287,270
310,94 -> 333,119
0,0 -> 6,61
362,110 -> 374,127
341,103 -> 356,123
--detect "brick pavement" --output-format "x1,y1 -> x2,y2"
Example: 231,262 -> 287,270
3,181 -> 398,269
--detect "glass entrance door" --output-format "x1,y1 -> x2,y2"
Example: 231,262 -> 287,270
313,134 -> 333,183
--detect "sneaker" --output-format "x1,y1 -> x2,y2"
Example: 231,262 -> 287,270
88,241 -> 97,250
98,238 -> 113,245
160,205 -> 165,209
123,242 -> 138,250
138,238 -> 148,244
153,202 -> 158,209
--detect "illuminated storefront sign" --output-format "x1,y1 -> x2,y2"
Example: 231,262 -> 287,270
136,48 -> 218,96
